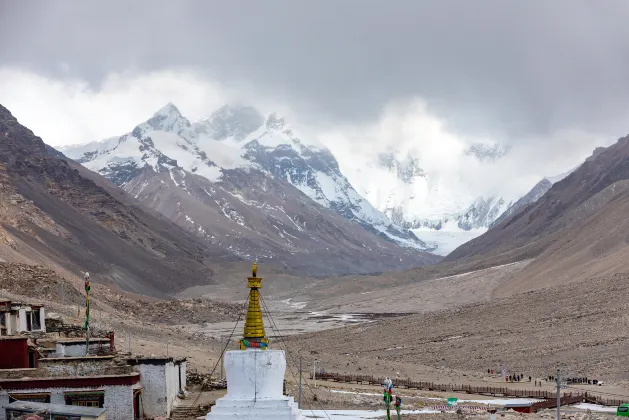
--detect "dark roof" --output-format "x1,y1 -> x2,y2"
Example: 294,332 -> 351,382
127,356 -> 186,365
56,338 -> 110,344
6,400 -> 106,417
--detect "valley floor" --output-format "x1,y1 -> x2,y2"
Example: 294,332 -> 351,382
3,258 -> 629,416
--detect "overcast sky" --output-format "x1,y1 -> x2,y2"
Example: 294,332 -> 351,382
1,1 -> 628,198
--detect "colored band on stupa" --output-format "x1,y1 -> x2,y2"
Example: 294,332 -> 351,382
239,262 -> 269,350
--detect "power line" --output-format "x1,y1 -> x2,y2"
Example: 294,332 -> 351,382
260,295 -> 332,420
259,296 -> 317,417
190,295 -> 249,409
260,296 -> 323,419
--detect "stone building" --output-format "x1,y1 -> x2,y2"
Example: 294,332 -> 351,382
128,357 -> 187,419
0,299 -> 46,336
0,324 -> 187,420
0,337 -> 38,369
5,401 -> 106,420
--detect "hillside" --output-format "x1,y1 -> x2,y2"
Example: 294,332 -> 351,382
0,104 -> 239,297
444,134 -> 629,293
286,270 -> 629,379
61,104 -> 439,275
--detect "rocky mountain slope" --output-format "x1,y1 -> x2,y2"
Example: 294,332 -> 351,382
61,104 -> 438,275
0,104 -> 240,297
488,178 -> 553,228
66,103 -> 554,256
489,167 -> 578,228
445,134 -> 629,293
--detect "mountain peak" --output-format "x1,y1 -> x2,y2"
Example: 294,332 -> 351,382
195,104 -> 264,140
266,112 -> 286,131
155,102 -> 182,117
140,102 -> 192,136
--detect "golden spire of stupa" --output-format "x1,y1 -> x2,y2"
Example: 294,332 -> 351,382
239,262 -> 269,350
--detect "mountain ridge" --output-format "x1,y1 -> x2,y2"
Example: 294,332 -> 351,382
0,103 -> 241,297
442,134 -> 629,294
61,104 -> 440,275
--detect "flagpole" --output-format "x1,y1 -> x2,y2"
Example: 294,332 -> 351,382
84,272 -> 91,356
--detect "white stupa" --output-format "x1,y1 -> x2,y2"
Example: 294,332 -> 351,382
206,263 -> 303,420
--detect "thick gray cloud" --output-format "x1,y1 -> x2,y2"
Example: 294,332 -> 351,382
2,0 -> 629,140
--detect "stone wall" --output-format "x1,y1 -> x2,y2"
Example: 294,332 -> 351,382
165,361 -> 181,416
45,316 -> 111,339
179,361 -> 187,392
38,358 -> 134,378
136,360 -> 186,418
137,363 -> 168,418
0,384 -> 134,420
54,341 -> 110,357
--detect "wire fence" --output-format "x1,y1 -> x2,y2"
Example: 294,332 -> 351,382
313,372 -> 627,407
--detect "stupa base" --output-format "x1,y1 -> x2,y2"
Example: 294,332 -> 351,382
205,396 -> 302,420
205,349 -> 303,420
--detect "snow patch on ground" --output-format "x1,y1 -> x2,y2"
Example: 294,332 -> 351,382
412,224 -> 488,256
303,409 -> 440,420
458,398 -> 541,405
329,390 -> 541,407
572,403 -> 617,412
281,298 -> 309,309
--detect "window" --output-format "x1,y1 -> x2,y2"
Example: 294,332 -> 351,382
64,391 -> 104,408
619,407 -> 628,413
32,308 -> 41,330
9,393 -> 51,403
72,401 -> 100,407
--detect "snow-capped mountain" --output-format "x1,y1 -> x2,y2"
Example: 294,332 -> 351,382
61,104 -> 438,275
333,142 -> 579,256
332,148 -> 515,255
464,143 -> 510,161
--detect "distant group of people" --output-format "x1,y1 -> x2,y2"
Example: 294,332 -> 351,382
486,370 -> 599,387
506,374 -> 530,383
487,369 -> 532,383
565,377 -> 591,384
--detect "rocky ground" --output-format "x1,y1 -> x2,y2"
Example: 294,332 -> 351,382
3,256 -> 629,416
283,270 -> 629,382
402,411 -> 615,420
0,262 -> 241,325
0,262 -> 243,374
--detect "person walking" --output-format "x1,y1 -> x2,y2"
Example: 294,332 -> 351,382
394,395 -> 402,420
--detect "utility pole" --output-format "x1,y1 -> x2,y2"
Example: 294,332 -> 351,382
220,353 -> 224,380
313,360 -> 318,388
298,357 -> 303,409
556,368 -> 561,420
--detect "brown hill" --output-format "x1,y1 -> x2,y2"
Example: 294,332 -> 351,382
287,270 -> 629,379
0,104 -> 239,297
